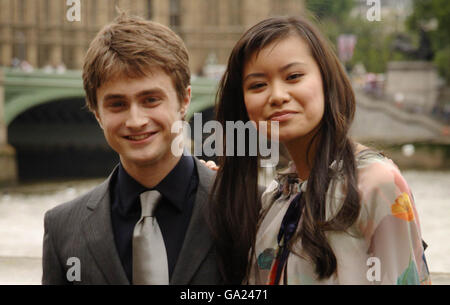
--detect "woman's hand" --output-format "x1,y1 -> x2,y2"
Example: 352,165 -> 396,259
199,159 -> 219,171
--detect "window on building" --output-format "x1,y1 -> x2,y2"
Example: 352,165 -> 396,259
147,0 -> 153,19
271,0 -> 291,15
229,0 -> 242,26
37,0 -> 50,26
206,0 -> 219,26
18,0 -> 25,22
13,31 -> 26,61
90,0 -> 98,27
44,0 -> 50,26
170,0 -> 181,28
109,0 -> 118,20
62,45 -> 75,70
39,44 -> 50,67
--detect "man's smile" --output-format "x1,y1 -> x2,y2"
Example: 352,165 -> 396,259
124,131 -> 159,142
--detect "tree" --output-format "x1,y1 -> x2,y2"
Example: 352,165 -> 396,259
407,0 -> 450,83
306,0 -> 397,73
306,0 -> 354,21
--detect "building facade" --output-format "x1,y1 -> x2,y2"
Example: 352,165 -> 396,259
0,0 -> 305,74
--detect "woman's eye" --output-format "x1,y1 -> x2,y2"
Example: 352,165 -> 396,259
248,82 -> 266,90
287,73 -> 303,81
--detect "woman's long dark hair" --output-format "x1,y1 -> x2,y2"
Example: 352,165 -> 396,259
209,16 -> 360,283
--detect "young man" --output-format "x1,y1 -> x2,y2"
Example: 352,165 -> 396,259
42,14 -> 221,285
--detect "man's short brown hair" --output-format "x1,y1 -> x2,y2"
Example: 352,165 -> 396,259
82,13 -> 190,112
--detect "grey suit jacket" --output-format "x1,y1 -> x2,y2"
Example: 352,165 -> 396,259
42,158 -> 221,285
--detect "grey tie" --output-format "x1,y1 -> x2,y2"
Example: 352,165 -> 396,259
132,190 -> 169,284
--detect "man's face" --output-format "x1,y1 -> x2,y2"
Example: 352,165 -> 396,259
95,68 -> 190,169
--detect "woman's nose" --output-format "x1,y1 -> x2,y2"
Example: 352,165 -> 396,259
269,82 -> 290,106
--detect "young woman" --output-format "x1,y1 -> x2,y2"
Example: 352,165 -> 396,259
208,16 -> 430,284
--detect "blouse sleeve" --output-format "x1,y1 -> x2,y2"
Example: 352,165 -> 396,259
357,159 -> 431,285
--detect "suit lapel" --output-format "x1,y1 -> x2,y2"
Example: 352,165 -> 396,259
81,169 -> 129,285
170,158 -> 215,284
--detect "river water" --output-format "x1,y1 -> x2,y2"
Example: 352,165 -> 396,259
0,170 -> 449,284
402,171 -> 450,274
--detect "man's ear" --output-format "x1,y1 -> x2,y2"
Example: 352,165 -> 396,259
94,110 -> 103,129
180,86 -> 191,119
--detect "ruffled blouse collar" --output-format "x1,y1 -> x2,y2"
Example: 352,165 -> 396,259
274,149 -> 377,199
274,162 -> 306,199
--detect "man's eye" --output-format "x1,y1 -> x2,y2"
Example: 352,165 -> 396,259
109,101 -> 126,108
144,97 -> 160,104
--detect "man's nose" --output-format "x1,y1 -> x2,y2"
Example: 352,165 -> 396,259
125,104 -> 148,128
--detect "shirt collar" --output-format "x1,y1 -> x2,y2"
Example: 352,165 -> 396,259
117,152 -> 195,215
154,153 -> 194,212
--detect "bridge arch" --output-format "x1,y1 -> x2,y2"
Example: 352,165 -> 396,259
5,88 -> 85,126
7,96 -> 117,180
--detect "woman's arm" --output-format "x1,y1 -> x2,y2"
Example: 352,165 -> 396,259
358,161 -> 431,285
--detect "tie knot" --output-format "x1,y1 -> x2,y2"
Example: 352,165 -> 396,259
139,190 -> 162,217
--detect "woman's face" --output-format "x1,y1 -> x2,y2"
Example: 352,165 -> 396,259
242,35 -> 325,144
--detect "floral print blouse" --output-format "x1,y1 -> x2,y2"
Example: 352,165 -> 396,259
247,150 -> 431,285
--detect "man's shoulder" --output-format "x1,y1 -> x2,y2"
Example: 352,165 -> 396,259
44,178 -> 110,225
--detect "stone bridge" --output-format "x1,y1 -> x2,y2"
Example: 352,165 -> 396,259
350,89 -> 449,144
1,68 -> 449,184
